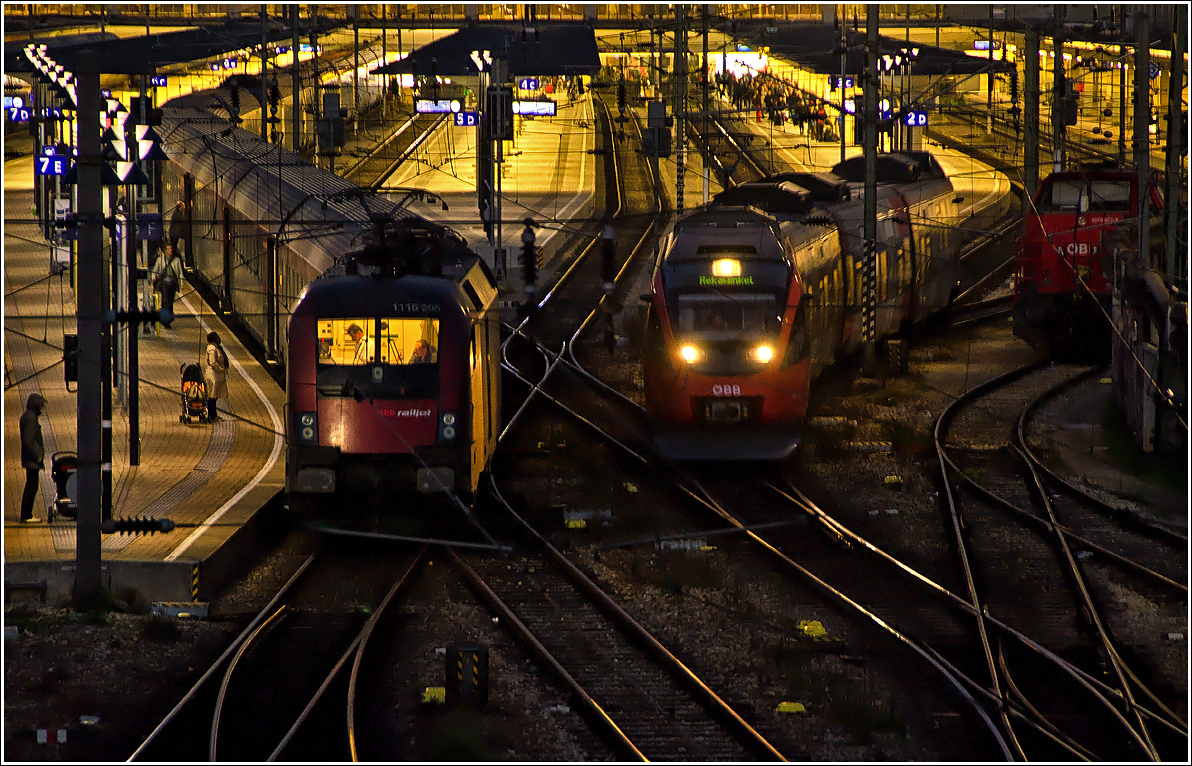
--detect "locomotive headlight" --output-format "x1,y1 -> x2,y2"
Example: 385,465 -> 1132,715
439,411 -> 458,441
753,344 -> 774,363
297,411 -> 317,443
711,258 -> 741,278
680,345 -> 702,364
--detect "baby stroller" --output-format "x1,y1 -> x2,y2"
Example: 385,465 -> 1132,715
180,363 -> 208,423
48,451 -> 78,523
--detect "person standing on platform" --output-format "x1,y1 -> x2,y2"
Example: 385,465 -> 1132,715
19,392 -> 46,523
168,198 -> 189,265
152,243 -> 184,318
203,332 -> 229,422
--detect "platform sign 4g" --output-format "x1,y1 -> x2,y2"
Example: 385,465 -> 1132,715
35,146 -> 68,176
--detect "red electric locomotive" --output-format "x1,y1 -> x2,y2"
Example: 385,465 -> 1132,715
286,220 -> 502,514
643,152 -> 973,460
1013,168 -> 1165,353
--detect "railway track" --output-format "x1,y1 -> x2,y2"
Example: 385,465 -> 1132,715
935,360 -> 1187,760
128,545 -> 427,762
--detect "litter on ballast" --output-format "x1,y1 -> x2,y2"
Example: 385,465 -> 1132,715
422,687 -> 446,704
776,701 -> 807,714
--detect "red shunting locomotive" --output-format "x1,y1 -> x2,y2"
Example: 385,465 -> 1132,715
286,221 -> 502,514
1013,168 -> 1165,352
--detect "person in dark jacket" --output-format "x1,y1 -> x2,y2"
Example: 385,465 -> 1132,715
168,198 -> 190,264
19,392 -> 46,522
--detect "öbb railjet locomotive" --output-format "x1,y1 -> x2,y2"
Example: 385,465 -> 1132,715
1013,168 -> 1165,353
643,151 -> 976,460
286,220 -> 502,513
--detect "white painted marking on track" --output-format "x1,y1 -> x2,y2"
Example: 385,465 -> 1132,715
165,295 -> 283,561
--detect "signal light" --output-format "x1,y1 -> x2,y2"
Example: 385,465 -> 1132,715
63,333 -> 78,383
520,218 -> 537,288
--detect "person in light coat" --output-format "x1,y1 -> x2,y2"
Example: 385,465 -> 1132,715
202,331 -> 229,422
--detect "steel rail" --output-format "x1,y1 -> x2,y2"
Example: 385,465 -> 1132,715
346,547 -> 429,762
127,551 -> 320,762
934,360 -> 1162,759
443,547 -> 647,762
1017,367 -> 1188,546
484,475 -> 789,761
210,604 -> 291,761
495,344 -> 1012,758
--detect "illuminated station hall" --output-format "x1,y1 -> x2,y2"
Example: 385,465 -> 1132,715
2,4 -> 1187,762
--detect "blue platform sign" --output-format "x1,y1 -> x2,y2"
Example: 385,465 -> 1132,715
518,77 -> 540,91
7,106 -> 31,122
904,110 -> 928,127
1149,61 -> 1161,80
830,75 -> 855,89
137,212 -> 163,240
150,75 -> 167,87
453,111 -> 478,127
36,154 -> 69,176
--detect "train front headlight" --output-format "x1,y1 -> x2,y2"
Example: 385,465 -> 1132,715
752,344 -> 774,363
439,411 -> 458,441
679,345 -> 702,364
297,411 -> 317,443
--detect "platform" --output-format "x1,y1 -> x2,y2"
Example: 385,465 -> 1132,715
3,156 -> 286,604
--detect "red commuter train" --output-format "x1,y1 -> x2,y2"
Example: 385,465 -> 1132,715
1013,167 -> 1165,352
286,220 -> 502,514
643,152 -> 974,460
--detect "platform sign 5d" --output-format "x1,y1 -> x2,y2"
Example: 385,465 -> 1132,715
453,111 -> 478,127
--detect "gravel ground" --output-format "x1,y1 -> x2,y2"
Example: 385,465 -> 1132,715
5,322 -> 1185,762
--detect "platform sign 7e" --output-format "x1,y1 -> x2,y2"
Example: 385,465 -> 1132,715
36,151 -> 68,176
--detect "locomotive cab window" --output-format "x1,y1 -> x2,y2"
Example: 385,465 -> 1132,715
315,316 -> 441,399
1086,180 -> 1132,211
675,293 -> 779,339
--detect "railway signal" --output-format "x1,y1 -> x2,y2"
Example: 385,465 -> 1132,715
520,218 -> 537,289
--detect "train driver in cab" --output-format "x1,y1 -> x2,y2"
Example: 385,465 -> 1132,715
410,339 -> 434,363
347,323 -> 372,364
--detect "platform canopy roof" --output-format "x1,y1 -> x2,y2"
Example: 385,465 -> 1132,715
374,23 -> 601,77
5,19 -> 337,76
728,22 -> 1015,78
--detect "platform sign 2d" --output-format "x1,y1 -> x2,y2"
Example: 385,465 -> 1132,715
904,110 -> 928,127
453,111 -> 478,127
517,77 -> 540,91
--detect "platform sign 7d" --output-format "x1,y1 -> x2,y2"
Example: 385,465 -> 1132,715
453,111 -> 478,127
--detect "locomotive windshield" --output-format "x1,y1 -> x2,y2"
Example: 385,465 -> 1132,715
1038,179 -> 1133,213
675,293 -> 779,339
315,316 -> 440,398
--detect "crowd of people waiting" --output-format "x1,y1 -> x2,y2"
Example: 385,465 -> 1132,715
718,68 -> 840,143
